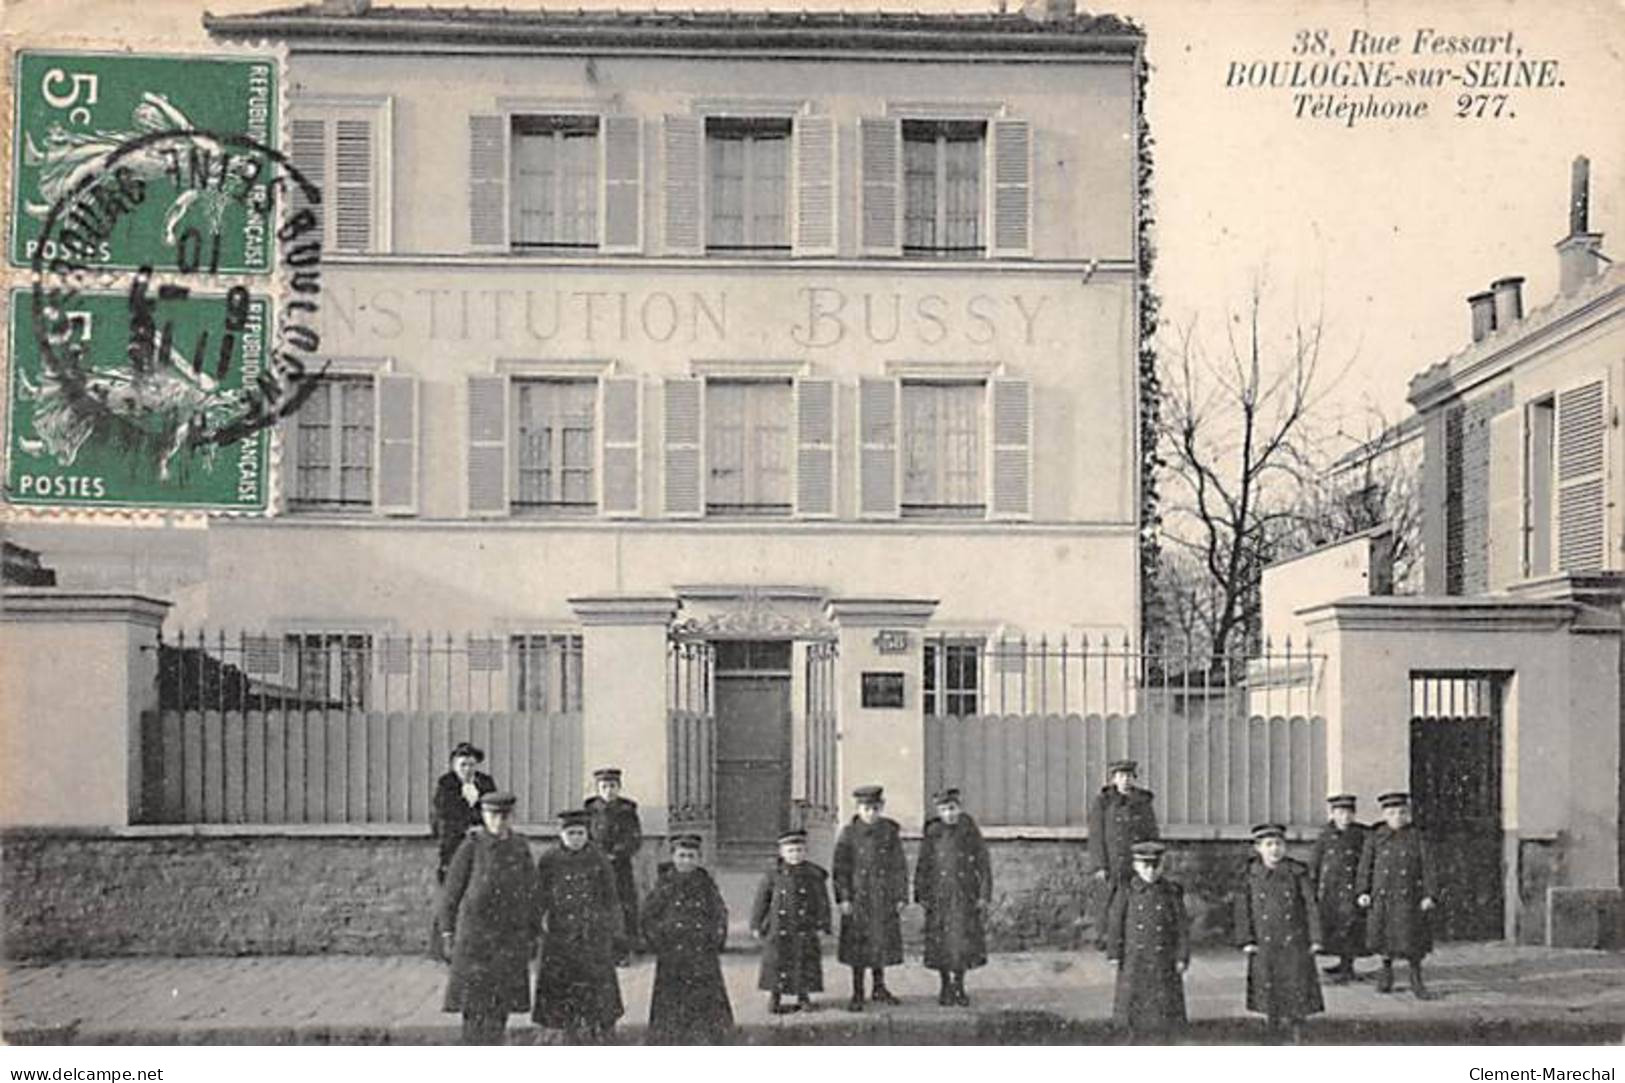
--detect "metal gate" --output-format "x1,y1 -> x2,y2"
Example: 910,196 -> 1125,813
1409,673 -> 1505,940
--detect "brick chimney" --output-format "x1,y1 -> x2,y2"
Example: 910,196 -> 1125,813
1491,276 -> 1524,330
1557,155 -> 1604,294
1468,290 -> 1496,342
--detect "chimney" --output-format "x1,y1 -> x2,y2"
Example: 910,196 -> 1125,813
1021,0 -> 1076,21
1468,291 -> 1496,342
320,0 -> 370,15
1491,276 -> 1524,330
1557,155 -> 1605,294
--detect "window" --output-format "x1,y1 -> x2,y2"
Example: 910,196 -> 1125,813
291,376 -> 374,510
510,115 -> 599,249
706,117 -> 790,252
706,380 -> 792,515
902,381 -> 985,517
288,98 -> 390,254
924,638 -> 982,717
512,379 -> 597,513
903,120 -> 984,257
1524,396 -> 1555,577
285,633 -> 371,710
513,634 -> 584,712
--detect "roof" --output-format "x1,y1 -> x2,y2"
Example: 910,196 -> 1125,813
204,4 -> 1142,54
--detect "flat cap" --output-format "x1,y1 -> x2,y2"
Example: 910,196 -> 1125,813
933,787 -> 963,806
1326,794 -> 1358,810
1107,759 -> 1139,776
1250,823 -> 1287,840
1377,791 -> 1411,808
852,785 -> 884,803
1130,841 -> 1167,861
449,741 -> 485,763
592,767 -> 623,782
479,790 -> 517,812
558,808 -> 592,827
670,834 -> 703,851
777,829 -> 808,845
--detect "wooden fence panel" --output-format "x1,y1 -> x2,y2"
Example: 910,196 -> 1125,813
324,713 -> 347,823
1044,715 -> 1068,826
1065,714 -> 1088,824
1269,716 -> 1291,824
1003,715 -> 1026,825
408,711 -> 430,823
245,711 -> 266,823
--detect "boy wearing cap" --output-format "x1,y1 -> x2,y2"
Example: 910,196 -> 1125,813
1357,791 -> 1438,998
834,784 -> 908,1011
914,787 -> 992,1006
585,767 -> 644,960
1105,840 -> 1189,1039
533,808 -> 625,1042
1309,794 -> 1370,983
640,835 -> 733,1043
1234,824 -> 1324,1042
751,829 -> 833,1014
438,791 -> 541,1045
1088,760 -> 1160,950
431,742 -> 497,882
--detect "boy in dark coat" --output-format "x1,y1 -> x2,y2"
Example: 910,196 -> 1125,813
640,834 -> 733,1044
751,829 -> 833,1014
533,808 -> 625,1042
585,766 -> 643,960
437,791 -> 540,1045
1309,793 -> 1369,983
1088,759 -> 1160,949
1106,841 -> 1189,1039
1234,823 -> 1324,1043
1357,791 -> 1438,998
431,741 -> 497,882
914,787 -> 992,1006
833,784 -> 907,1011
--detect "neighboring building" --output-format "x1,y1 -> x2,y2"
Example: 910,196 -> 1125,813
6,0 -> 1148,857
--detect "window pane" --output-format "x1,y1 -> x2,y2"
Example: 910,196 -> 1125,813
706,382 -> 747,507
295,381 -> 332,502
749,381 -> 792,505
708,136 -> 745,247
707,118 -> 790,250
560,130 -> 598,244
511,117 -> 598,247
903,137 -> 937,250
747,134 -> 788,247
514,379 -> 596,510
707,381 -> 790,513
902,382 -> 984,513
944,138 -> 982,249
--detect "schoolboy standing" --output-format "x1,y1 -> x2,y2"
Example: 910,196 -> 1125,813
751,828 -> 833,1014
1309,793 -> 1369,983
640,834 -> 733,1044
585,766 -> 644,960
833,784 -> 907,1011
1357,791 -> 1438,998
1105,840 -> 1189,1039
914,787 -> 993,1006
1234,823 -> 1324,1043
532,807 -> 625,1042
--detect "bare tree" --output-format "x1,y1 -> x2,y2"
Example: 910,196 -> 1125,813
1157,280 -> 1346,661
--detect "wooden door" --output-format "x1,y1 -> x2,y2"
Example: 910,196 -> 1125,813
715,641 -> 792,849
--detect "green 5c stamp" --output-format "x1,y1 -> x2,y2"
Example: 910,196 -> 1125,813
10,50 -> 278,272
7,289 -> 272,510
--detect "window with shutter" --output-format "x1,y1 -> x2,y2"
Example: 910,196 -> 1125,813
601,377 -> 642,516
512,378 -> 597,514
706,380 -> 792,516
375,373 -> 418,515
792,115 -> 836,257
795,378 -> 836,517
859,117 -> 902,256
901,119 -> 985,258
989,118 -> 1033,258
901,381 -> 985,517
663,115 -> 704,255
859,377 -> 900,517
1556,378 -> 1608,572
601,115 -> 643,253
288,375 -> 375,512
990,377 -> 1032,518
469,114 -> 508,250
289,97 -> 390,253
467,375 -> 510,516
511,115 -> 599,250
705,117 -> 790,253
663,377 -> 704,515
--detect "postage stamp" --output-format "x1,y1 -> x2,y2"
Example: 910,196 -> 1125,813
10,50 -> 279,273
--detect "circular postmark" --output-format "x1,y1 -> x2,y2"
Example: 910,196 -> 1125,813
22,128 -> 325,497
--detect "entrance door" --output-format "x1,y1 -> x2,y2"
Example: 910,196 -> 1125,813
1409,673 -> 1505,940
714,640 -> 793,853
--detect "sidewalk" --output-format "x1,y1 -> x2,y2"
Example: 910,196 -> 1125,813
5,943 -> 1624,1045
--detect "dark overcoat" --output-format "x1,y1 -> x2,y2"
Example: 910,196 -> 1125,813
1357,823 -> 1437,959
531,842 -> 625,1031
585,795 -> 643,940
833,816 -> 907,967
1106,874 -> 1190,1030
1087,786 -> 1160,943
914,814 -> 992,971
1234,857 -> 1325,1019
1308,820 -> 1370,957
438,828 -> 540,1015
431,770 -> 497,877
752,860 -> 832,994
640,865 -> 733,1042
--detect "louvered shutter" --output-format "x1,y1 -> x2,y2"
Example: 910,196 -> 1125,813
288,117 -> 326,242
989,119 -> 1033,258
990,378 -> 1032,519
374,374 -> 418,515
858,377 -> 899,517
469,114 -> 507,250
600,377 -> 641,517
1486,410 -> 1521,588
601,115 -> 643,253
795,378 -> 836,517
859,117 -> 901,256
662,115 -> 703,255
792,115 -> 837,257
663,377 -> 703,517
466,375 -> 509,517
1556,378 -> 1607,571
332,118 -> 374,253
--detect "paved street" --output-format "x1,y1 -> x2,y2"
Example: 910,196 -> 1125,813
5,943 -> 1624,1045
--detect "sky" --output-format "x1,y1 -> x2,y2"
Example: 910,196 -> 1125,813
5,0 -> 1622,432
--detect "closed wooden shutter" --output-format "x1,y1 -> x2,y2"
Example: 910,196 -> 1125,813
601,114 -> 643,253
288,117 -> 326,240
1556,377 -> 1607,571
600,377 -> 641,517
662,115 -> 703,255
374,374 -> 418,515
332,118 -> 374,253
859,117 -> 901,256
795,378 -> 836,517
466,375 -> 509,516
990,378 -> 1032,519
858,377 -> 899,517
469,114 -> 507,250
792,115 -> 837,257
989,119 -> 1033,258
663,377 -> 703,516
1486,410 -> 1521,588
